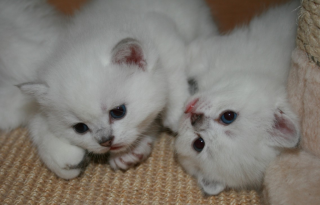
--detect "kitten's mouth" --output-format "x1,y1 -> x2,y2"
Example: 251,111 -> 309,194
110,145 -> 125,151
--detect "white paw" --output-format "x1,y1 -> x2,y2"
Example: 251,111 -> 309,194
198,177 -> 226,196
41,141 -> 89,179
163,109 -> 181,133
109,136 -> 153,170
30,113 -> 90,179
0,87 -> 35,130
0,101 -> 28,131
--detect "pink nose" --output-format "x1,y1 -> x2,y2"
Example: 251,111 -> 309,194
184,98 -> 199,113
99,136 -> 114,147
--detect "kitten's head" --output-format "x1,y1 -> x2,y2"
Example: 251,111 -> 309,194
175,77 -> 300,195
20,37 -> 167,154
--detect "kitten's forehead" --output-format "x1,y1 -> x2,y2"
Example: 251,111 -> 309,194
192,80 -> 277,117
197,35 -> 285,74
46,61 -> 164,124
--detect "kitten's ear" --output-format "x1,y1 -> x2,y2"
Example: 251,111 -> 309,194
268,109 -> 300,148
198,177 -> 225,196
111,38 -> 147,70
18,82 -> 49,103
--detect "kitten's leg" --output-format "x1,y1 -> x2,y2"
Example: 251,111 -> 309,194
0,86 -> 36,131
108,122 -> 160,170
163,67 -> 189,133
29,113 -> 89,179
145,14 -> 190,133
161,46 -> 190,133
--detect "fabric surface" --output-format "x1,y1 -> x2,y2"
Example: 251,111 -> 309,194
0,129 -> 261,204
288,48 -> 320,158
263,149 -> 320,205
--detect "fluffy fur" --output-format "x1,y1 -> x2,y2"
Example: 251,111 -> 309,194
175,1 -> 300,195
0,0 -> 65,130
0,0 -> 217,179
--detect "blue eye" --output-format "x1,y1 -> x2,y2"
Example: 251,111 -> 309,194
73,123 -> 89,134
193,136 -> 205,152
220,111 -> 237,125
110,104 -> 126,119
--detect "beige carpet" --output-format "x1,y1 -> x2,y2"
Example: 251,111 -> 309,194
0,129 -> 261,204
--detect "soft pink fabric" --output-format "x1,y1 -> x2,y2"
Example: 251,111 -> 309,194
288,48 -> 320,157
263,149 -> 320,205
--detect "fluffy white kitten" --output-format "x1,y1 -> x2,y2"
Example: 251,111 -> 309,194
175,1 -> 300,195
0,0 -> 217,179
0,0 -> 64,130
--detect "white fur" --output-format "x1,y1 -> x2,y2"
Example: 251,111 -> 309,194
0,0 -> 217,179
175,1 -> 300,195
0,0 -> 64,130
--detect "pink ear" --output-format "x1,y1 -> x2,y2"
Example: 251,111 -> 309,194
112,38 -> 146,70
268,109 -> 299,148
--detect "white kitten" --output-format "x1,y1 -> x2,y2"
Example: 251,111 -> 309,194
0,0 -> 217,179
0,0 -> 64,130
175,1 -> 300,195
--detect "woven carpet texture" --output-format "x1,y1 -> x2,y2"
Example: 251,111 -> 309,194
0,129 -> 261,204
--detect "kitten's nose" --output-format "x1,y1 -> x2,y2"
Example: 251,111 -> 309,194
99,136 -> 114,147
191,113 -> 204,126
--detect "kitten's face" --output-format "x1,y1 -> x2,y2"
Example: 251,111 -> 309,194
175,81 -> 300,195
21,38 -> 167,154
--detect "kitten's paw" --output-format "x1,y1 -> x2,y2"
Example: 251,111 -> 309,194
44,144 -> 89,179
0,104 -> 27,131
0,87 -> 35,130
163,111 -> 181,134
54,166 -> 82,180
109,136 -> 153,170
198,177 -> 226,196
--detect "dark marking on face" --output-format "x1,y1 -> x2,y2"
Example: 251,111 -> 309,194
188,78 -> 198,95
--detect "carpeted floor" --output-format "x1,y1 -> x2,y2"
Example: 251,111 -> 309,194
0,129 -> 261,204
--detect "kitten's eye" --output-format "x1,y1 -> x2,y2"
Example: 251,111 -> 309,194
110,104 -> 126,119
193,135 -> 205,152
73,123 -> 89,134
220,111 -> 237,125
